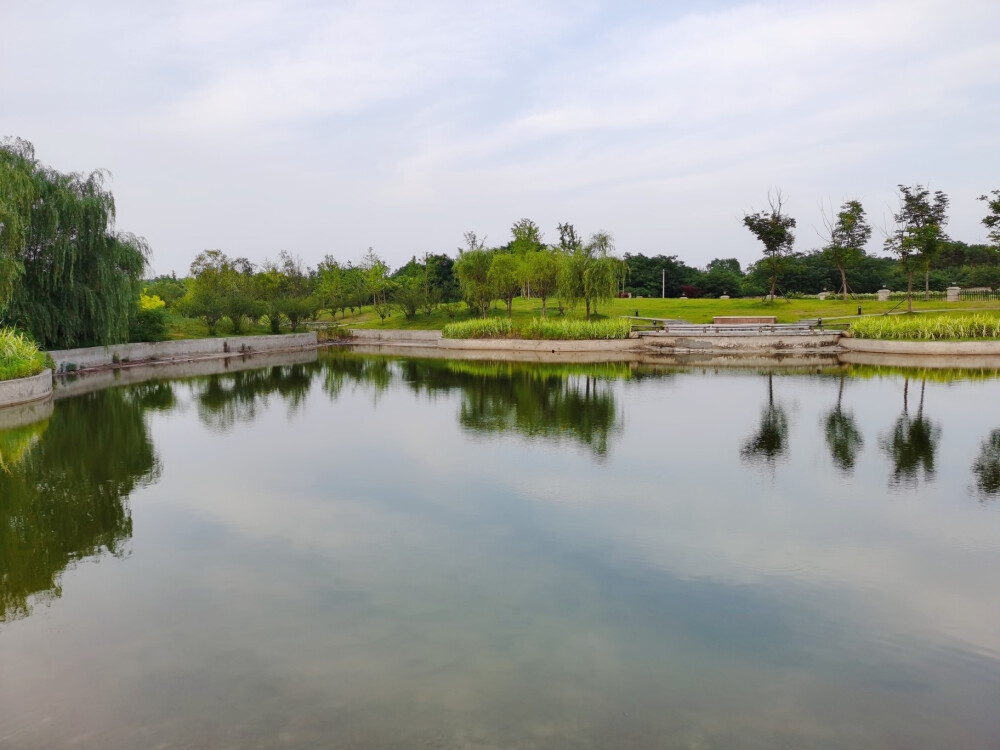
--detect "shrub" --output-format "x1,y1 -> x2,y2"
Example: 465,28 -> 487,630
0,328 -> 49,381
129,307 -> 169,342
849,314 -> 1000,340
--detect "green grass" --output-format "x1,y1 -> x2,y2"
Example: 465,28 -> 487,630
0,328 -> 49,382
165,312 -> 289,340
160,296 -> 1000,341
849,313 -> 1000,340
326,296 -> 1000,330
442,317 -> 632,340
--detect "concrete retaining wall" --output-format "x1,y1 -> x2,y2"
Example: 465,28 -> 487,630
440,338 -> 642,353
644,333 -> 842,352
49,332 -> 318,372
54,349 -> 318,401
0,369 -> 54,409
348,329 -> 443,343
0,397 -> 53,430
348,328 -> 842,353
840,337 -> 1000,356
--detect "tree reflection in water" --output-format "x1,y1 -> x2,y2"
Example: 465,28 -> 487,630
196,364 -> 313,431
0,388 -> 162,622
740,373 -> 789,467
881,378 -> 940,488
823,374 -> 864,473
320,353 -> 625,457
971,429 -> 1000,500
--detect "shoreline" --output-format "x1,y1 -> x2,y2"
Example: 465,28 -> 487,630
3,327 -> 1000,412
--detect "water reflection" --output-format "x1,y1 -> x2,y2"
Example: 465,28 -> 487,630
319,354 -> 626,456
196,364 -> 313,430
972,429 -> 1000,500
823,375 -> 864,473
881,378 -> 941,488
3,352 -> 1000,748
740,373 -> 789,466
0,388 -> 161,622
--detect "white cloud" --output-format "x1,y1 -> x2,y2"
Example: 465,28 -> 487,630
1,0 -> 998,272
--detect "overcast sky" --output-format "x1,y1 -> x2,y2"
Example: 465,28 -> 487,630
2,0 -> 998,276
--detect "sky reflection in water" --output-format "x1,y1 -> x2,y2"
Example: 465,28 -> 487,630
1,350 -> 999,749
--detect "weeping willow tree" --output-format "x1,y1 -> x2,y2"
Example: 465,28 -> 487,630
0,138 -> 149,348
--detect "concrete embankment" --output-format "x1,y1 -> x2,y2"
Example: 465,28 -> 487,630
348,328 -> 843,353
53,349 -> 318,401
840,337 -> 1000,356
0,369 -> 53,410
48,332 -> 318,372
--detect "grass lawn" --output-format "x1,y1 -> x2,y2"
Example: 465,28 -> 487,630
324,296 -> 1000,330
161,297 -> 1000,340
165,313 -> 283,340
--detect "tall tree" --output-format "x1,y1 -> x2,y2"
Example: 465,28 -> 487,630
743,190 -> 796,301
525,249 -> 562,318
0,138 -> 149,348
488,252 -> 521,319
558,226 -> 625,320
884,185 -> 949,311
822,199 -> 871,300
454,248 -> 495,318
980,189 -> 1000,248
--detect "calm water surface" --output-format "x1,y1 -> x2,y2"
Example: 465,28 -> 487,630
2,350 -> 999,749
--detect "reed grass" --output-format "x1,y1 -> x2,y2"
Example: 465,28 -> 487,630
849,314 -> 1000,340
442,317 -> 631,340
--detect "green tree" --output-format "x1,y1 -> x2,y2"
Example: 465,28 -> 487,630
455,232 -> 495,318
560,229 -> 626,320
525,249 -> 562,318
315,255 -> 347,317
255,263 -> 289,333
276,251 -> 315,331
884,185 -> 949,311
743,191 -> 796,301
488,252 -> 521,319
980,189 -> 1000,248
701,258 -> 744,298
177,251 -> 226,335
0,138 -> 149,348
220,256 -> 259,334
823,199 -> 871,300
360,248 -> 391,322
392,276 -> 425,319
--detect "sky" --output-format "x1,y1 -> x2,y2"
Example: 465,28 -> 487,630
2,0 -> 999,276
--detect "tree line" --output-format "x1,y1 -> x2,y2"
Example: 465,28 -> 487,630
5,138 -> 1000,347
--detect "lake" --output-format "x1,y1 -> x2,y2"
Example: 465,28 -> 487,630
1,349 -> 999,749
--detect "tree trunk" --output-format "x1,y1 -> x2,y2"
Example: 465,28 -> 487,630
907,271 -> 913,313
506,298 -> 512,319
541,295 -> 547,319
585,298 -> 591,321
769,274 -> 777,301
924,267 -> 930,302
839,265 -> 848,301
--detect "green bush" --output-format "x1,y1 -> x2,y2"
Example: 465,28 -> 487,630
849,314 -> 1000,340
129,307 -> 169,342
0,328 -> 49,381
442,317 -> 631,340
